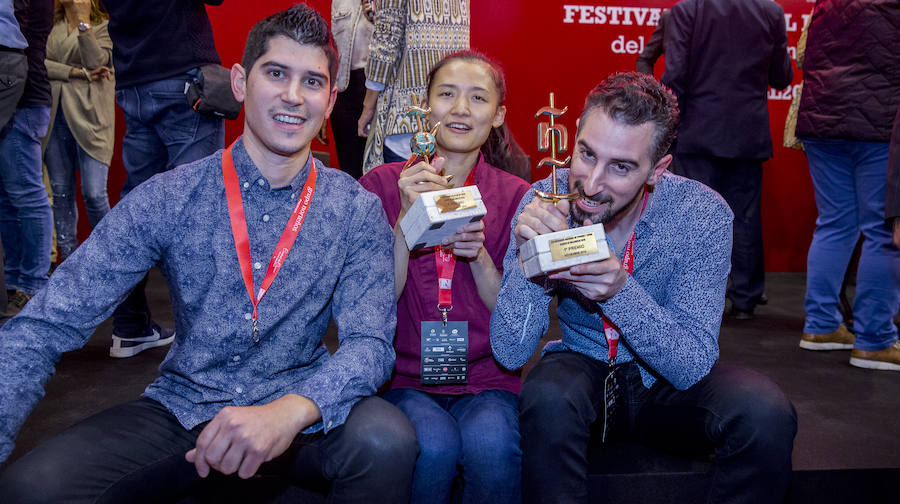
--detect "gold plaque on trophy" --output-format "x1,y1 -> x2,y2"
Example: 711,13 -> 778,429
549,232 -> 600,261
399,186 -> 487,250
435,191 -> 477,213
520,223 -> 610,278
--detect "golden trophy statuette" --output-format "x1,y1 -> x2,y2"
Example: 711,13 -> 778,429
402,95 -> 442,173
534,92 -> 577,202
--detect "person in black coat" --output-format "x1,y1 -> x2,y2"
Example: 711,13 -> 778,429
661,0 -> 792,319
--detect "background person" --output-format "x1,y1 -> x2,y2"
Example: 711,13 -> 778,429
43,0 -> 114,264
329,0 -> 374,179
0,0 -> 29,325
0,0 -> 54,312
357,0 -> 469,174
795,0 -> 900,370
101,0 -> 227,358
661,0 -> 793,319
360,51 -> 529,504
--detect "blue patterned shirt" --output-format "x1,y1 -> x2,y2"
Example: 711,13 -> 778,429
490,170 -> 733,390
0,139 -> 397,462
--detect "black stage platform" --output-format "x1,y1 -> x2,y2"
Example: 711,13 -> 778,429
5,272 -> 899,503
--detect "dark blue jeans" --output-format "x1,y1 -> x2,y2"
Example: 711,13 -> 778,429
0,105 -> 52,294
383,388 -> 521,504
112,75 -> 224,336
0,397 -> 416,503
44,109 -> 111,261
519,351 -> 797,504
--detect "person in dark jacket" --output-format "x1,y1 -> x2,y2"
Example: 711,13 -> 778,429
102,0 -> 227,359
661,0 -> 793,320
795,0 -> 900,371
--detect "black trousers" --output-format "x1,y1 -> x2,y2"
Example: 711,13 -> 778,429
674,154 -> 765,312
0,397 -> 417,503
519,351 -> 797,504
331,69 -> 368,180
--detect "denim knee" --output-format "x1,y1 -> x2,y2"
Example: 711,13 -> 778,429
456,394 -> 521,501
457,392 -> 520,468
417,422 -> 461,470
83,192 -> 110,218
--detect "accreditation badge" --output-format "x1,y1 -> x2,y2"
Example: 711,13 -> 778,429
420,320 -> 468,385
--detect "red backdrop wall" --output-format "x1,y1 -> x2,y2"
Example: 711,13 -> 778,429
96,0 -> 816,271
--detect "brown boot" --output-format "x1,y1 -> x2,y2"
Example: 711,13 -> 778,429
799,325 -> 854,351
849,341 -> 900,371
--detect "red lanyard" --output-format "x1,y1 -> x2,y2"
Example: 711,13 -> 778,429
601,190 -> 649,362
222,141 -> 317,343
433,165 -> 477,323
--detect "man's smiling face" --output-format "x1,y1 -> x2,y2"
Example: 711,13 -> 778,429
234,35 -> 336,161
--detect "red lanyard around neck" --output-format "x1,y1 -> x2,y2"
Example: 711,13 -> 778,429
433,165 -> 477,323
222,141 -> 317,343
601,190 -> 649,361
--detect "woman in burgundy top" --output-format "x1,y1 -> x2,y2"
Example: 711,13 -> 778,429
360,51 -> 530,504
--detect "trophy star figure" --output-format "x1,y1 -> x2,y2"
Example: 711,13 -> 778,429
402,96 -> 443,175
534,92 -> 578,202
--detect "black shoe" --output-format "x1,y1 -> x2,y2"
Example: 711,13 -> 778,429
728,307 -> 754,320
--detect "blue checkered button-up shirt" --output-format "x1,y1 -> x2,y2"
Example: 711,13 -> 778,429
491,170 -> 733,391
0,138 -> 397,461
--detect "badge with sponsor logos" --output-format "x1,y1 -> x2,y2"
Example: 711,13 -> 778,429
420,320 -> 468,385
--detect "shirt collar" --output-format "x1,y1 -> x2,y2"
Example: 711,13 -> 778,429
636,174 -> 671,234
231,137 -> 315,194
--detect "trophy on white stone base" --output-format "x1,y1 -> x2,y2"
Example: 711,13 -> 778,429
398,96 -> 487,250
520,93 -> 610,278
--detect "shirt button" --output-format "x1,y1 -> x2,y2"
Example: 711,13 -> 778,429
253,261 -> 262,269
244,312 -> 252,320
262,214 -> 270,222
233,355 -> 241,362
235,387 -> 243,394
327,421 -> 333,428
257,179 -> 266,186
242,182 -> 250,189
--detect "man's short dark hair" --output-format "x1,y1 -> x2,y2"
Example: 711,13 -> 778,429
580,72 -> 680,164
241,4 -> 339,85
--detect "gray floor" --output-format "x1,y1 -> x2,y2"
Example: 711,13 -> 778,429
6,271 -> 900,471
